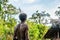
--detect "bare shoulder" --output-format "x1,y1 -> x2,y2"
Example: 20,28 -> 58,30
24,23 -> 28,27
24,23 -> 28,26
24,23 -> 28,30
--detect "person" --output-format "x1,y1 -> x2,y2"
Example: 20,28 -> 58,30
13,13 -> 29,40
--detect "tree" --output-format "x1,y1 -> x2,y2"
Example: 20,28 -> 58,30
0,0 -> 20,40
29,10 -> 50,24
26,21 -> 48,40
55,7 -> 60,18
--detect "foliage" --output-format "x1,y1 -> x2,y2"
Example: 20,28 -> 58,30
55,7 -> 60,18
0,18 -> 17,40
0,0 -> 19,40
27,21 -> 49,40
29,10 -> 50,24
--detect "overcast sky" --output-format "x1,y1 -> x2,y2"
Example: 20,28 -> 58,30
9,0 -> 60,19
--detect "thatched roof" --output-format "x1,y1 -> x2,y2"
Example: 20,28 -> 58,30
44,27 -> 60,39
44,19 -> 60,39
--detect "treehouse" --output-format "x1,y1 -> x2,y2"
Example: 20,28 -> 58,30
44,19 -> 60,40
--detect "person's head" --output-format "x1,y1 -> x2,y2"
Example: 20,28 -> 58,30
19,13 -> 27,22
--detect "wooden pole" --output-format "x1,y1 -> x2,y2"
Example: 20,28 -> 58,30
57,31 -> 59,39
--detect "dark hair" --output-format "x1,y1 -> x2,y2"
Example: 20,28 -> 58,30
19,13 -> 27,22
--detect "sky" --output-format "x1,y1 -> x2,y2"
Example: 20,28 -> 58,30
9,0 -> 60,19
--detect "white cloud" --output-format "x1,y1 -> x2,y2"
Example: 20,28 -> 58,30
26,0 -> 36,3
21,4 -> 60,18
25,0 -> 36,3
9,0 -> 60,19
20,5 -> 45,18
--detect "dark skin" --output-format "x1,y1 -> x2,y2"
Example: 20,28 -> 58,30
13,21 -> 29,40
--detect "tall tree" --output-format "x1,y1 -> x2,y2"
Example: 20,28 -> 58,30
55,7 -> 60,18
0,0 -> 20,40
29,10 -> 50,24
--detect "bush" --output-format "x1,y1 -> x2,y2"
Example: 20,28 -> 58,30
0,20 -> 48,40
27,21 -> 48,40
